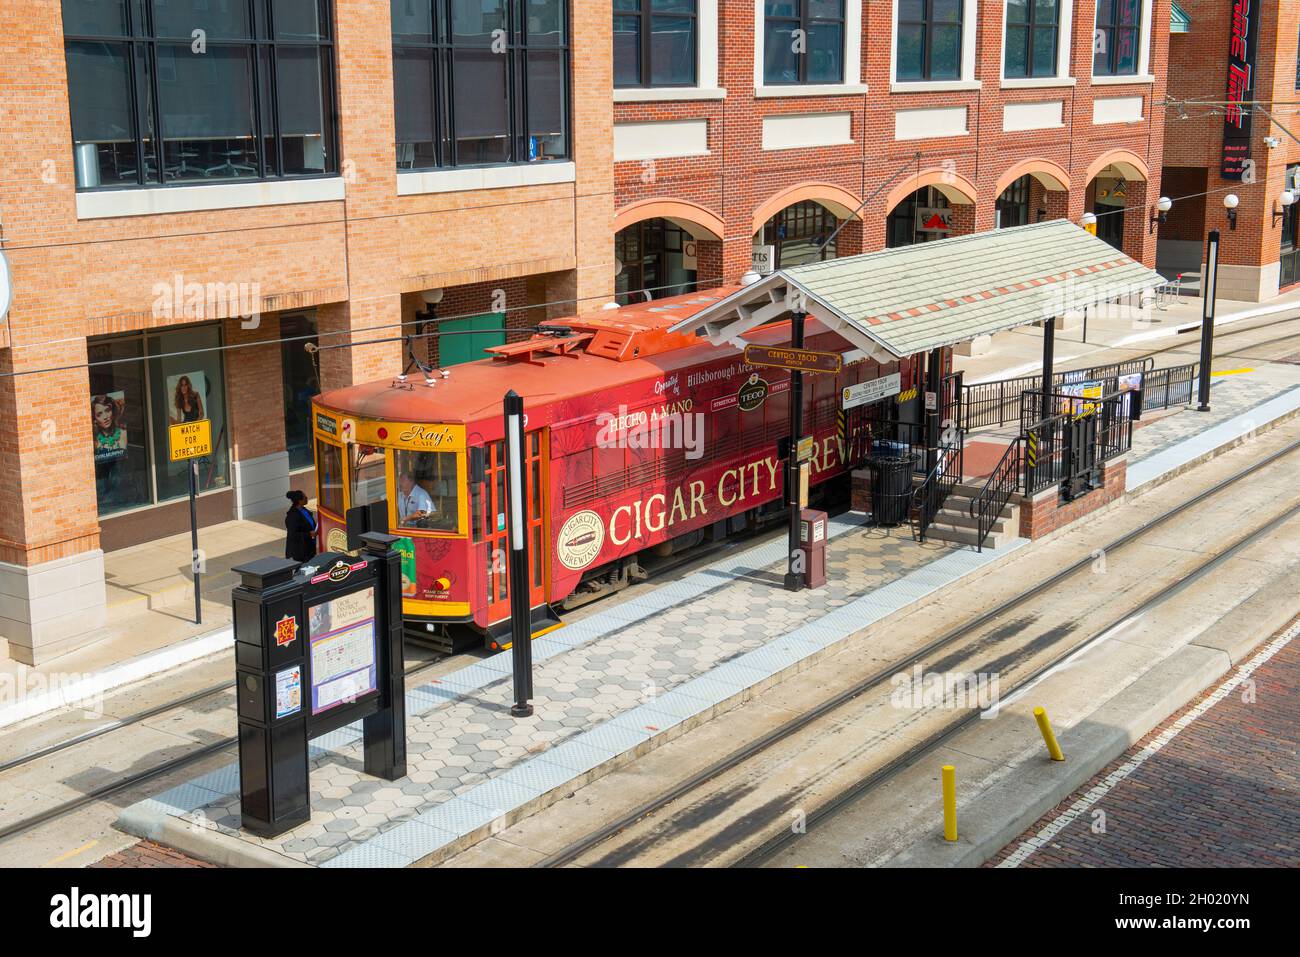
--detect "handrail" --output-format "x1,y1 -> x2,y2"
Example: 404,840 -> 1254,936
911,442 -> 963,543
968,436 -> 1023,552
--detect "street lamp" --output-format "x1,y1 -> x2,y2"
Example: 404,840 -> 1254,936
503,390 -> 534,717
1149,196 -> 1172,233
1223,193 -> 1239,230
1271,189 -> 1296,227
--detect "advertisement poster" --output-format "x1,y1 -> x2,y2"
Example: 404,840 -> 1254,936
91,391 -> 128,463
1221,0 -> 1258,179
275,665 -> 302,719
166,371 -> 207,425
308,586 -> 377,715
395,536 -> 418,598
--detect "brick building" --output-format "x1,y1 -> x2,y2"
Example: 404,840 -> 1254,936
1159,0 -> 1300,301
611,1 -> 1171,301
0,0 -> 613,663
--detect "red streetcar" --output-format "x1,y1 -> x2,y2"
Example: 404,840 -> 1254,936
310,287 -> 918,650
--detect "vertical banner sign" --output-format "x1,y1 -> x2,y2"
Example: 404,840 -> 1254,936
1221,0 -> 1257,180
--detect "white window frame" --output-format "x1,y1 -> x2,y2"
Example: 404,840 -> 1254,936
1000,0 -> 1077,89
1090,0 -> 1155,85
889,0 -> 980,92
752,0 -> 867,98
614,0 -> 725,102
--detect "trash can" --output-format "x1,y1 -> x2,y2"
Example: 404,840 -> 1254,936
865,451 -> 918,527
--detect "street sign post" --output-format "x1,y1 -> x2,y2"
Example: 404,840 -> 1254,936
745,344 -> 842,375
169,419 -> 212,624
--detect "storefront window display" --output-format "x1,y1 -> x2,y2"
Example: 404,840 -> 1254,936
281,312 -> 320,470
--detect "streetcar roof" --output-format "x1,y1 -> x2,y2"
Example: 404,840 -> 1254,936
312,286 -> 854,426
668,220 -> 1166,358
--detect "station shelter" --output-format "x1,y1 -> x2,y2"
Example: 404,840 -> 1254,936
670,219 -> 1166,546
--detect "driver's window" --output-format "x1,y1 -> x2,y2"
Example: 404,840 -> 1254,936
349,445 -> 388,507
394,449 -> 459,532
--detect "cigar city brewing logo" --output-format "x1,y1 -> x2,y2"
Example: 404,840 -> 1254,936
556,510 -> 605,570
738,374 -> 768,412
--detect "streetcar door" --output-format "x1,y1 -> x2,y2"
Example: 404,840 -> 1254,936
479,430 -> 547,620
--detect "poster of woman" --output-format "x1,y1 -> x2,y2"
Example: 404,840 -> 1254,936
91,391 -> 127,463
167,372 -> 206,424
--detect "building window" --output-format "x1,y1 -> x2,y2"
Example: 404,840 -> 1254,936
996,175 -> 1032,228
615,219 -> 698,303
392,0 -> 569,170
63,0 -> 338,190
1005,0 -> 1059,78
89,323 -> 230,517
1093,0 -> 1141,77
886,186 -> 952,247
763,0 -> 845,86
614,0 -> 697,87
281,312 -> 319,472
758,201 -> 839,267
1295,27 -> 1300,90
896,0 -> 963,81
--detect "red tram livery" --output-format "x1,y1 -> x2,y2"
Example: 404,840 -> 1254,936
311,288 -> 917,648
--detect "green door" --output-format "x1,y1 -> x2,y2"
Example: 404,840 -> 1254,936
439,312 -> 506,366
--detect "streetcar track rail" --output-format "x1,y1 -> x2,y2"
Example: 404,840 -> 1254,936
535,436 -> 1300,868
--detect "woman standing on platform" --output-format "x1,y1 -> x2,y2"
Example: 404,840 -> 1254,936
284,490 -> 317,563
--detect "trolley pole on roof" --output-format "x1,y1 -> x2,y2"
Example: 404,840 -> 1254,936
784,311 -> 806,592
503,390 -> 534,717
1197,230 -> 1220,412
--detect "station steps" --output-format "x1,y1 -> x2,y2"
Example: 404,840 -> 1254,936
919,482 -> 1022,549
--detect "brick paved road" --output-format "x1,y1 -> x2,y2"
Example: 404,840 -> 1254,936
92,841 -> 213,868
988,618 -> 1300,868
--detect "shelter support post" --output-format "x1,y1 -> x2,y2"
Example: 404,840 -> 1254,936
785,311 -> 806,592
1041,319 -> 1056,408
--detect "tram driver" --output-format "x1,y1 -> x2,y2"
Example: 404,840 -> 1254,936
397,470 -> 437,527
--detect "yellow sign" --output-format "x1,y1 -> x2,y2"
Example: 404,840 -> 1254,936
169,419 -> 212,462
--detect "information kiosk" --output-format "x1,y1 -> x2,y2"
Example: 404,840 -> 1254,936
232,532 -> 406,837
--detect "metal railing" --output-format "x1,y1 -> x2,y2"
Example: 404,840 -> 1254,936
1022,389 -> 1134,498
1139,362 -> 1198,413
910,442 -> 964,543
969,437 -> 1022,552
963,358 -> 1153,432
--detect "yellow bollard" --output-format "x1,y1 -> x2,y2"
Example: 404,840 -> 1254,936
1034,707 -> 1065,761
941,765 -> 958,842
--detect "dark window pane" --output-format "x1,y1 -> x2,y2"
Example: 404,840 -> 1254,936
152,0 -> 250,39
614,14 -> 640,85
453,47 -> 510,164
898,0 -> 924,20
1115,26 -> 1138,73
764,0 -> 798,16
62,0 -> 129,35
526,0 -> 565,44
1004,27 -> 1028,77
394,45 -> 436,152
808,0 -> 843,18
1031,26 -> 1057,76
650,16 -> 696,85
277,46 -> 330,173
391,0 -> 434,40
652,0 -> 695,11
932,0 -> 961,22
276,0 -> 327,40
66,40 -> 137,188
1034,0 -> 1059,24
1093,27 -> 1110,73
1117,0 -> 1139,26
1007,0 -> 1029,24
526,50 -> 566,160
807,21 -> 843,83
157,44 -> 258,179
259,45 -> 278,175
763,23 -> 800,84
896,22 -> 924,80
281,313 -> 319,471
452,0 -> 506,42
930,23 -> 961,78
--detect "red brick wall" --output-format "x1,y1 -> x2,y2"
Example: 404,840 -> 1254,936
1019,456 -> 1128,539
614,0 -> 1171,280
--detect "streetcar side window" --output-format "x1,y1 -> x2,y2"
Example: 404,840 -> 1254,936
394,449 -> 460,533
317,440 -> 344,515
350,445 -> 388,508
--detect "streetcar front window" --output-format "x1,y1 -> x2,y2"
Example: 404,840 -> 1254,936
317,440 -> 344,515
394,449 -> 460,533
350,444 -> 388,507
